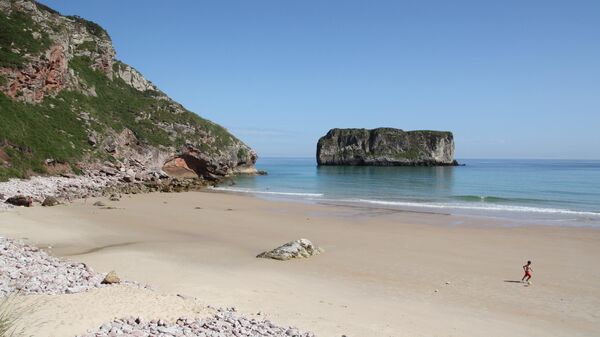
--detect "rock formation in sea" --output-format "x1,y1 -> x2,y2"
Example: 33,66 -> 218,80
0,0 -> 256,182
317,128 -> 457,166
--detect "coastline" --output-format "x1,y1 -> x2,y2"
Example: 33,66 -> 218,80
210,186 -> 600,228
1,190 -> 599,336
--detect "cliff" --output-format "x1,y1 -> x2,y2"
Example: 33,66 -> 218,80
316,128 -> 457,166
0,0 -> 256,181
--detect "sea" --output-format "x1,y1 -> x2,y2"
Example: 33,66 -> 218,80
215,158 -> 600,227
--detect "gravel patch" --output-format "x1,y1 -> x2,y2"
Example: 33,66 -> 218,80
0,237 -> 143,296
78,309 -> 316,337
0,175 -> 113,211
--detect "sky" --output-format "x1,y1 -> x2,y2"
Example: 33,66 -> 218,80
40,0 -> 600,159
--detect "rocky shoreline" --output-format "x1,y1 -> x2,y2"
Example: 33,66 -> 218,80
0,164 -> 213,211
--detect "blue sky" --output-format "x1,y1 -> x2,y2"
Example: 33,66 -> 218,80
41,0 -> 600,159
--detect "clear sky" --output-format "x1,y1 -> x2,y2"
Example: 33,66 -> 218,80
41,0 -> 600,159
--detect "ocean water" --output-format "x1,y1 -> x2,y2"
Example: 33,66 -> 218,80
216,158 -> 600,226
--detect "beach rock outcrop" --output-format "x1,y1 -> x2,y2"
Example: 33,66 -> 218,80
317,128 -> 457,166
5,195 -> 32,207
257,239 -> 323,261
42,196 -> 60,206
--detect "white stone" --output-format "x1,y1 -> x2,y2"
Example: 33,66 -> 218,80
257,239 -> 323,261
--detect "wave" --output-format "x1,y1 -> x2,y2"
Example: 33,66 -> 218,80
211,187 -> 324,198
452,195 -> 545,204
349,199 -> 600,217
210,187 -> 600,218
453,195 -> 512,202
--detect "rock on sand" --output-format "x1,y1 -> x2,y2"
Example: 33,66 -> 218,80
257,239 -> 323,261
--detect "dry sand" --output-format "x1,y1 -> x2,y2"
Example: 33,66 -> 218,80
1,191 -> 599,337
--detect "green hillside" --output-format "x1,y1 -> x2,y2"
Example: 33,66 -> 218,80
0,1 -> 255,181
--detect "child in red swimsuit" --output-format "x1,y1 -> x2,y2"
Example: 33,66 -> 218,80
522,260 -> 533,283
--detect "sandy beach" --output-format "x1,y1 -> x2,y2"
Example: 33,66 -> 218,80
1,191 -> 599,337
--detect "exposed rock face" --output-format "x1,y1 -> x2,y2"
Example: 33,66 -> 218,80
0,44 -> 68,103
0,0 -> 257,181
115,63 -> 155,92
257,239 -> 323,261
317,128 -> 457,166
162,157 -> 200,179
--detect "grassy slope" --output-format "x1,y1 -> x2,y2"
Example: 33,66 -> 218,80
0,6 -> 243,181
0,9 -> 51,68
0,54 -> 239,180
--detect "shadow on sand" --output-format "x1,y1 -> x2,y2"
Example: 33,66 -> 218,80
503,280 -> 523,283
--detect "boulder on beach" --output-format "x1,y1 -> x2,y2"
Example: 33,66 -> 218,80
102,270 -> 121,284
42,196 -> 61,207
257,239 -> 323,261
93,201 -> 106,207
5,195 -> 33,207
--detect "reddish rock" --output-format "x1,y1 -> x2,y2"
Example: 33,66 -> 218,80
162,157 -> 199,178
0,44 -> 68,103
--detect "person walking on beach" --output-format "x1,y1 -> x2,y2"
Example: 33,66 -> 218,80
522,260 -> 533,283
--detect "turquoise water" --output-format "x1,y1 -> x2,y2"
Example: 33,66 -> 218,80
217,158 -> 600,226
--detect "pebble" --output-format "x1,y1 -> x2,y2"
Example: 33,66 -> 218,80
78,311 -> 316,337
0,165 -> 210,212
0,175 -> 113,211
0,237 -> 145,296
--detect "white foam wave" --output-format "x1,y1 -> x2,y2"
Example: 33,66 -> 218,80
350,199 -> 600,217
210,187 -> 600,218
211,187 -> 324,198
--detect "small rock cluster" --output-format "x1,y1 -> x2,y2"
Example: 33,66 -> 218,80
78,309 -> 315,337
0,163 -> 210,211
0,175 -> 111,211
0,237 -> 114,296
257,239 -> 323,261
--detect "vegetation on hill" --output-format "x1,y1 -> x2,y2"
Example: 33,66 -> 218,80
0,9 -> 51,68
0,1 -> 254,181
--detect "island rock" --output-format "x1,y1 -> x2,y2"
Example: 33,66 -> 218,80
317,128 -> 457,166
